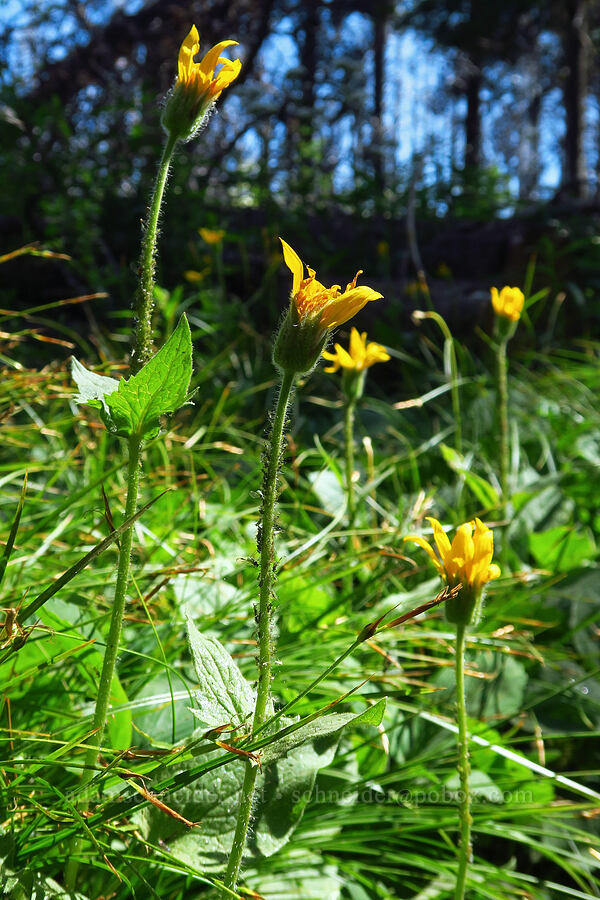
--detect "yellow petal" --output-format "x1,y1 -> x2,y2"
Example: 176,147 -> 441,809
178,25 -> 200,81
349,327 -> 366,364
212,57 -> 242,94
403,535 -> 445,577
198,40 -> 239,79
425,517 -> 451,560
280,238 -> 304,297
319,286 -> 383,329
334,344 -> 356,369
487,563 -> 501,581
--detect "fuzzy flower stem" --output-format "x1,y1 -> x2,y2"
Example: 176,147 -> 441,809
343,397 -> 356,593
65,132 -> 178,892
344,399 -> 356,527
496,337 -> 509,521
222,367 -> 296,895
131,131 -> 179,375
454,621 -> 472,900
65,433 -> 142,889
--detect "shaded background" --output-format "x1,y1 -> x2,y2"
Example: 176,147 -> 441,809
1,0 -> 600,343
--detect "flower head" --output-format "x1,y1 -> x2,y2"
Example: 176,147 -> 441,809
404,517 -> 500,624
162,26 -> 241,141
273,240 -> 383,375
280,239 -> 382,331
491,286 -> 524,323
322,328 -> 390,373
199,227 -> 225,245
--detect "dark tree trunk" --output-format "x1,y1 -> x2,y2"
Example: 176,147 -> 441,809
372,9 -> 387,195
299,0 -> 320,143
518,41 -> 542,200
563,0 -> 588,197
464,60 -> 482,169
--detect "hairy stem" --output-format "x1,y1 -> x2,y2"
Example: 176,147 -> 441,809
66,132 -> 177,889
497,338 -> 509,517
454,622 -> 472,900
131,131 -> 178,375
65,434 -> 142,888
222,367 -> 296,895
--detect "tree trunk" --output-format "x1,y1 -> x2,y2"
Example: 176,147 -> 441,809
464,59 -> 482,169
372,8 -> 387,196
563,0 -> 588,197
518,39 -> 542,200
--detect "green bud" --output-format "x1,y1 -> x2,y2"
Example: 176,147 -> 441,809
272,306 -> 327,375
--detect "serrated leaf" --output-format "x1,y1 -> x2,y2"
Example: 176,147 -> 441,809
71,357 -> 119,409
105,314 -> 193,439
142,624 -> 383,868
186,615 -> 254,727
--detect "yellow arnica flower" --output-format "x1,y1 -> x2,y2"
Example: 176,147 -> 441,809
491,286 -> 524,322
280,239 -> 383,331
162,26 -> 241,141
199,227 -> 225,245
177,26 -> 241,104
322,327 -> 390,373
404,516 -> 500,591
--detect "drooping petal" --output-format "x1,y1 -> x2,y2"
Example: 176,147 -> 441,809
403,535 -> 445,577
319,286 -> 383,329
212,57 -> 242,94
198,40 -> 239,79
487,563 -> 501,581
364,341 -> 390,367
280,238 -> 304,296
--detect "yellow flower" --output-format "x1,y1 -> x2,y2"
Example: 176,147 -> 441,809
491,285 -> 524,322
177,26 -> 241,102
404,517 -> 500,623
272,239 -> 383,375
322,327 -> 390,373
280,239 -> 382,331
162,26 -> 241,141
199,227 -> 225,245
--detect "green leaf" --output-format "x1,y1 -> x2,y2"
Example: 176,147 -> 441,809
246,859 -> 341,900
105,314 -> 193,439
141,623 -> 383,868
260,698 -> 386,766
71,357 -> 119,410
186,614 -> 254,728
529,526 -> 596,573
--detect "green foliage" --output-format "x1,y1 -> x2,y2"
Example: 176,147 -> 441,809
72,314 -> 193,439
2,266 -> 600,900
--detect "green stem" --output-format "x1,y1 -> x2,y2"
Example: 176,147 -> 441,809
343,399 -> 356,594
65,434 -> 142,888
65,132 -> 177,889
496,338 -> 509,514
344,400 -> 356,526
222,368 -> 296,896
454,622 -> 472,900
131,132 -> 178,375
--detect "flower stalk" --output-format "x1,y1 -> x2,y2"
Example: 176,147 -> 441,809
222,367 -> 296,895
64,131 -> 172,886
403,516 -> 500,897
490,285 -> 523,541
454,621 -> 471,900
131,132 -> 178,374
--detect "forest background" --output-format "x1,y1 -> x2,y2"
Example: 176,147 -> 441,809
2,2 -> 600,900
2,0 -> 600,337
